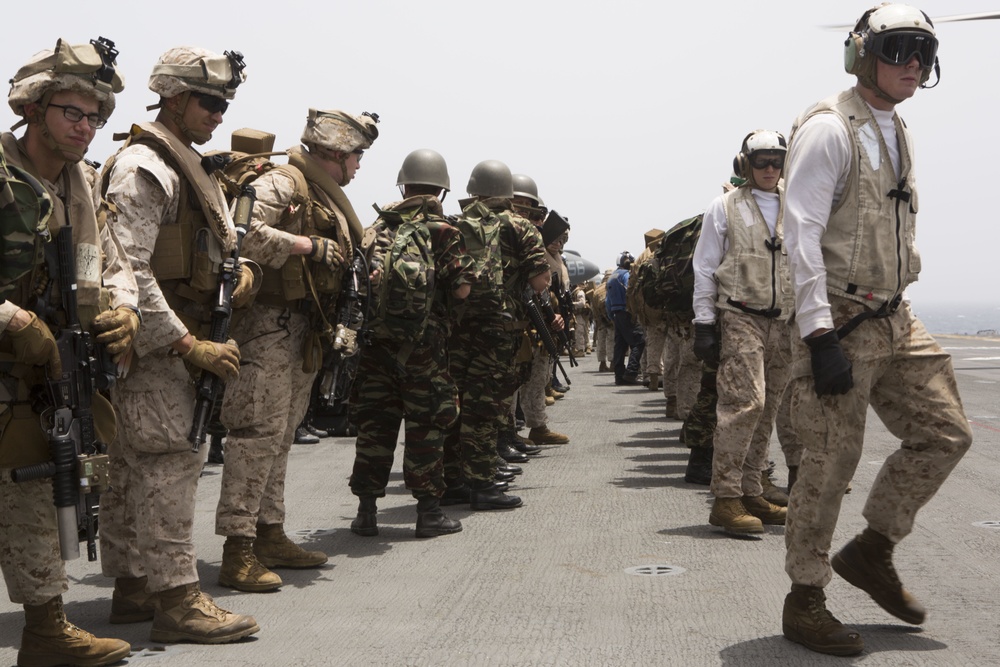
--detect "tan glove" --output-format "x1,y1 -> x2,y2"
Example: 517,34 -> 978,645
309,235 -> 344,268
92,307 -> 140,362
231,265 -> 255,309
182,338 -> 241,382
7,311 -> 61,378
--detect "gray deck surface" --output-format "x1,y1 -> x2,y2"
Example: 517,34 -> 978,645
1,334 -> 998,667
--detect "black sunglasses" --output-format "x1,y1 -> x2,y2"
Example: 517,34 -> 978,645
191,92 -> 229,115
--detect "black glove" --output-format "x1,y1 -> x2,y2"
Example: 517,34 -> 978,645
805,330 -> 853,396
693,323 -> 719,365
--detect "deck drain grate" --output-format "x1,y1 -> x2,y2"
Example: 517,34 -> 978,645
972,521 -> 1000,530
624,564 -> 685,577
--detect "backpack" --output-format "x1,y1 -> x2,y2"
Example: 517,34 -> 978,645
0,146 -> 51,300
370,205 -> 435,342
450,203 -> 505,318
642,214 -> 703,314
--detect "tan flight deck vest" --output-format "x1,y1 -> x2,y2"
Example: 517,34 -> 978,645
0,133 -> 115,467
255,146 -> 362,306
791,88 -> 920,306
102,122 -> 237,326
714,185 -> 794,321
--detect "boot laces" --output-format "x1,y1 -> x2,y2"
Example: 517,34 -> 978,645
805,591 -> 843,630
188,590 -> 230,621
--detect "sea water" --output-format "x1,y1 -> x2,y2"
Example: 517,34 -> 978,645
912,303 -> 1000,337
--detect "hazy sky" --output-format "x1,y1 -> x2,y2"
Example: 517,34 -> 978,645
5,0 -> 998,308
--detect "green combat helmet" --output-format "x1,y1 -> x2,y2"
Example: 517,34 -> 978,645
466,159 -> 513,199
512,173 -> 542,206
397,148 -> 450,193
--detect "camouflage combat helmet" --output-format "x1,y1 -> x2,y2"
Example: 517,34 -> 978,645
148,46 -> 246,145
301,109 -> 379,154
397,148 -> 450,192
466,159 -> 513,199
8,37 -> 123,159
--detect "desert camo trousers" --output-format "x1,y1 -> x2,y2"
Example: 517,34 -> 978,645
217,305 -> 314,536
0,474 -> 67,605
594,321 -> 612,365
775,383 -> 803,468
711,309 -> 792,499
574,315 -> 591,352
643,323 -> 666,377
785,297 -> 972,588
350,322 -> 458,499
520,345 -> 552,429
100,351 -> 204,593
663,325 -> 701,420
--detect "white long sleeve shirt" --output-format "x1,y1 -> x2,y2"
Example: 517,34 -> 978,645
692,188 -> 781,324
783,99 -> 903,337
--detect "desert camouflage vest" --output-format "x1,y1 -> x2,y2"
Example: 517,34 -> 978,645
102,123 -> 237,313
792,88 -> 920,306
715,185 -> 793,320
256,146 -> 363,303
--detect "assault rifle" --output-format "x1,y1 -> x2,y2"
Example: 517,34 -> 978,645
314,248 -> 369,411
188,184 -> 255,450
11,227 -> 115,561
525,294 -> 572,387
551,276 -> 578,369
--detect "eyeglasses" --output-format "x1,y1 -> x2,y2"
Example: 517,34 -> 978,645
872,30 -> 938,68
351,149 -> 364,159
191,92 -> 230,115
750,155 -> 785,170
47,103 -> 106,129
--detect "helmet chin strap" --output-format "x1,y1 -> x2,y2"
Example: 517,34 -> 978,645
167,92 -> 212,145
30,92 -> 86,163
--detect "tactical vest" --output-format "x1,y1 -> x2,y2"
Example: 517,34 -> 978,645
256,146 -> 361,304
715,185 -> 794,320
102,122 -> 237,323
793,89 -> 920,306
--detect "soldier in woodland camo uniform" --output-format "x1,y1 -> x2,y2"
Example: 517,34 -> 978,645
441,160 -> 550,511
349,149 -> 474,538
214,108 -> 378,591
0,37 -> 139,667
98,46 -> 259,645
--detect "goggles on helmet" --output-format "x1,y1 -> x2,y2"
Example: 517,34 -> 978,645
750,154 -> 785,170
871,30 -> 938,68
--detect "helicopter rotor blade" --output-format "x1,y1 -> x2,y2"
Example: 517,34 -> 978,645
823,11 -> 1000,31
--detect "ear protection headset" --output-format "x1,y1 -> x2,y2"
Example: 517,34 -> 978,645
732,130 -> 787,181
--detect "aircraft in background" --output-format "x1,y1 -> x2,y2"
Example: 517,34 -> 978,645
563,249 -> 601,286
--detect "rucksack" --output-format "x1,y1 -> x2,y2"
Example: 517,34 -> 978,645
450,203 -> 505,318
642,214 -> 703,314
369,205 -> 436,342
0,146 -> 52,300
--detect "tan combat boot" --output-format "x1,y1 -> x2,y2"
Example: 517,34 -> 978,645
664,395 -> 678,419
544,395 -> 555,406
110,575 -> 155,624
598,361 -> 610,372
709,497 -> 764,535
151,582 -> 260,644
219,536 -> 282,592
528,425 -> 570,445
254,523 -> 328,568
742,495 -> 787,525
760,474 -> 790,507
19,595 -> 130,667
831,527 -> 926,624
647,373 -> 660,391
782,584 -> 864,656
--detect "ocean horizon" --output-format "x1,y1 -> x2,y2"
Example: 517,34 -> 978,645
912,302 -> 1000,337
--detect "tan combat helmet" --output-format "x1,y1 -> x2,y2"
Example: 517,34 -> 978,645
148,46 -> 246,144
8,37 -> 124,160
301,109 -> 379,154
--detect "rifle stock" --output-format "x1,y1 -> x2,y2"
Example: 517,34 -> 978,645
188,184 -> 255,450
